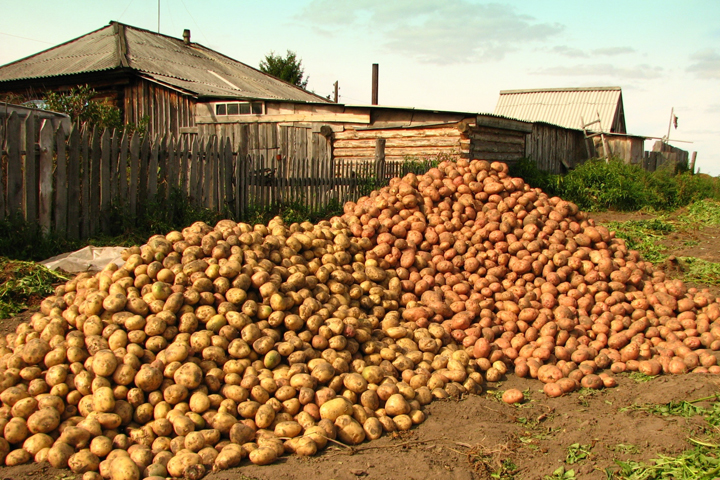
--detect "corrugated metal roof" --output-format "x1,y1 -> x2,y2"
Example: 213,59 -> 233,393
494,87 -> 624,133
0,22 -> 328,104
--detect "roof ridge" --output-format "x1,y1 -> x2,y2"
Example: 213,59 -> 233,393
500,86 -> 622,94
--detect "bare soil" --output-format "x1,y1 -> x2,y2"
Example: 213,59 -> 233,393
2,212 -> 720,480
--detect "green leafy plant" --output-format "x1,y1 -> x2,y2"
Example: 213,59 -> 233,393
612,444 -> 720,480
545,466 -> 576,479
566,443 -> 593,464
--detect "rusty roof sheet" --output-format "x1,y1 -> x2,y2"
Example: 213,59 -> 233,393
494,87 -> 623,133
0,22 -> 328,104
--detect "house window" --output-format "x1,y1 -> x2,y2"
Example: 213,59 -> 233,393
215,101 -> 264,116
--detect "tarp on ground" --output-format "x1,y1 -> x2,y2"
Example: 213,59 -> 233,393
40,246 -> 126,273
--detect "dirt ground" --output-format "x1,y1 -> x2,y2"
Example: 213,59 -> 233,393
2,212 -> 720,480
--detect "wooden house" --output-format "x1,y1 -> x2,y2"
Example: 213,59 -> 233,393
0,22 -> 329,139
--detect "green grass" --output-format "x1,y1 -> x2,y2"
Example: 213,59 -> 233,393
0,257 -> 68,319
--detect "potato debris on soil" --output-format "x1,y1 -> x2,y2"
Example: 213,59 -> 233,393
0,158 -> 718,479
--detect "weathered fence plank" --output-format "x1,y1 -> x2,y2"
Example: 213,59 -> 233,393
158,135 -> 167,200
54,124 -> 68,236
110,130 -> 120,201
38,120 -> 54,232
0,121 -> 5,220
89,128 -> 101,236
148,137 -> 159,200
100,129 -> 111,217
119,132 -> 129,203
80,127 -> 90,238
129,134 -> 140,219
24,114 -> 37,223
139,136 -> 150,213
67,126 -> 80,239
7,112 -> 23,217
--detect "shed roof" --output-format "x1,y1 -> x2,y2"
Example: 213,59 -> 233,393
0,22 -> 328,104
494,87 -> 625,133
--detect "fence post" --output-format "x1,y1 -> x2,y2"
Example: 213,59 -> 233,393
374,138 -> 386,186
100,128 -> 111,233
38,120 -> 54,233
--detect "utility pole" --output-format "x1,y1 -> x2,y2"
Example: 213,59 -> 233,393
158,0 -> 161,33
371,64 -> 379,105
333,81 -> 339,103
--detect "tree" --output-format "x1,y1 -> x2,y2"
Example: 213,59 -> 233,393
259,50 -> 309,90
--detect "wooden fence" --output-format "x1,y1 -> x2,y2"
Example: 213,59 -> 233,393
0,113 -> 431,240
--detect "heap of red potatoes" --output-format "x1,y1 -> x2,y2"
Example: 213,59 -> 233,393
0,158 -> 716,479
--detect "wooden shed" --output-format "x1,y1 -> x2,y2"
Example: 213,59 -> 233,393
0,22 -> 329,139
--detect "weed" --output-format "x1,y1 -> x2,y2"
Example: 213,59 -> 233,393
625,372 -> 658,383
677,257 -> 720,286
544,466 -> 576,479
566,443 -> 593,464
605,219 -> 672,264
611,444 -> 720,480
608,444 -> 641,455
682,199 -> 720,225
0,257 -> 68,319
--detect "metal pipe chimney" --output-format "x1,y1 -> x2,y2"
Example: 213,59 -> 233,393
183,29 -> 191,45
371,64 -> 379,105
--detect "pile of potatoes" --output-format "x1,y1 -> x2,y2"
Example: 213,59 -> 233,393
0,158 -> 718,479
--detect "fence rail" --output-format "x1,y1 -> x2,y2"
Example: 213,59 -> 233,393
0,112 -> 432,239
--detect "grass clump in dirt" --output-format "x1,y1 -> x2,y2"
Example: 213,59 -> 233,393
0,257 -> 68,319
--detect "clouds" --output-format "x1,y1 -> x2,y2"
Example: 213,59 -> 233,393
687,49 -> 720,79
551,45 -> 635,58
535,63 -> 663,80
298,0 -> 563,64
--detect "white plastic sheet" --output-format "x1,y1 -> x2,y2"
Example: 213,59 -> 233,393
40,246 -> 126,273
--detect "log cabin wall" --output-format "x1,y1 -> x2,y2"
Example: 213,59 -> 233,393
525,122 -> 591,173
332,125 -> 465,163
123,78 -> 196,139
464,125 -> 527,164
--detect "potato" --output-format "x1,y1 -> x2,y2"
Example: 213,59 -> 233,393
501,389 -> 524,404
319,397 -> 353,421
335,415 -> 365,445
213,444 -> 244,471
48,442 -> 75,468
90,436 -> 113,457
248,446 -> 277,465
93,386 -> 116,413
68,449 -> 101,474
5,417 -> 29,443
93,350 -> 119,377
5,448 -> 31,466
11,397 -> 38,419
166,452 -> 201,477
110,454 -> 140,480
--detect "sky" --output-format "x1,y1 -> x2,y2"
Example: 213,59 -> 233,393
1,0 -> 718,174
